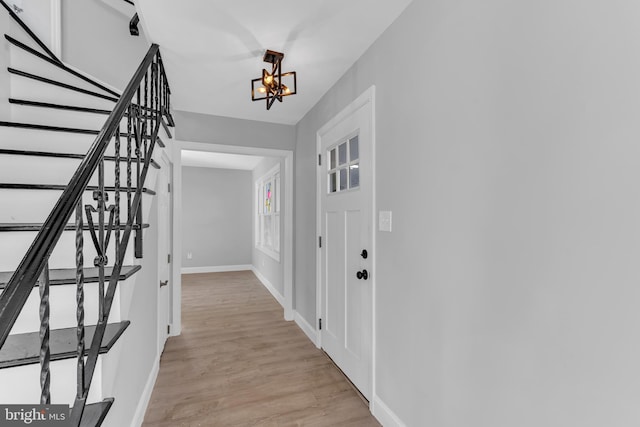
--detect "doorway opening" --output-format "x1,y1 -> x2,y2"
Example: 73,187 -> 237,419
170,141 -> 294,335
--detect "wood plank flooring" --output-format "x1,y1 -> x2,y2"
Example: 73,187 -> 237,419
142,271 -> 380,427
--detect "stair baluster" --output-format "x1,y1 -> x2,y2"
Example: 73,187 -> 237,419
127,104 -> 133,226
38,262 -> 51,404
115,133 -> 121,263
75,201 -> 85,400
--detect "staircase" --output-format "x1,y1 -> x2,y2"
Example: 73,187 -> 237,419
0,2 -> 172,425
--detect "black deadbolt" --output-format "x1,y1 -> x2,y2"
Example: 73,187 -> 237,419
356,269 -> 369,280
361,249 -> 368,259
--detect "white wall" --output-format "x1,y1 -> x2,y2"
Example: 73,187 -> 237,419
295,0 -> 640,426
181,166 -> 252,269
252,157 -> 285,297
61,0 -> 149,90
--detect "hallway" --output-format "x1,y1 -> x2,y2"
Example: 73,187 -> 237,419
143,271 -> 379,426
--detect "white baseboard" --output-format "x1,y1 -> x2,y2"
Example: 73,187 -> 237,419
294,311 -> 319,348
130,354 -> 160,427
372,395 -> 407,427
181,264 -> 252,274
251,267 -> 285,306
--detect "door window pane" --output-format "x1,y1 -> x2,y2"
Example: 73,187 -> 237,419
349,136 -> 359,161
329,172 -> 337,193
339,168 -> 348,191
349,164 -> 359,189
330,148 -> 336,169
338,142 -> 347,165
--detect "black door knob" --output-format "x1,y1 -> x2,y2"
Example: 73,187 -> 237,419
360,250 -> 368,259
356,269 -> 369,280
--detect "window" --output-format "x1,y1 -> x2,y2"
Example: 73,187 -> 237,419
255,164 -> 280,261
328,134 -> 359,194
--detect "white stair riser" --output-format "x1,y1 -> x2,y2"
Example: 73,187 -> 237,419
1,127 -> 114,155
11,74 -> 117,111
0,189 -> 154,224
0,154 -> 143,187
0,230 -> 137,272
11,282 -> 124,334
10,43 -> 118,97
0,358 -> 102,404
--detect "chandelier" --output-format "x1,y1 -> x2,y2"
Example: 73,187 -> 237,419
251,50 -> 297,110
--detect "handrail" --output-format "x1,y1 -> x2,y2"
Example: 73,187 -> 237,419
0,44 -> 160,350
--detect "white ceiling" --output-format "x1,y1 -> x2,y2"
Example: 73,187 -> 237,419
181,150 -> 265,170
136,0 -> 413,125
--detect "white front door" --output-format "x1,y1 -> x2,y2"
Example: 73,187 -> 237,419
319,89 -> 374,401
157,153 -> 172,353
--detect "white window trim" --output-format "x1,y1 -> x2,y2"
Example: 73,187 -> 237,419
327,132 -> 360,195
255,164 -> 281,262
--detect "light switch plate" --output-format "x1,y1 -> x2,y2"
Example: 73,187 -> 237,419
379,211 -> 392,232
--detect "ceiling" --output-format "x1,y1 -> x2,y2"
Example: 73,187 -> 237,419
181,150 -> 265,170
136,0 -> 413,125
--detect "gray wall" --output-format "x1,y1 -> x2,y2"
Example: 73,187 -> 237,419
174,110 -> 295,151
295,1 -> 640,426
182,166 -> 252,268
61,0 -> 149,90
252,157 -> 285,296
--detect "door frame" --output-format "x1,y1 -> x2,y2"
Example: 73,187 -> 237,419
156,150 -> 173,352
316,86 -> 376,404
171,140 -> 295,333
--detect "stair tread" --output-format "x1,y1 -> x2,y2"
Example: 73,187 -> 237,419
79,398 -> 114,427
0,321 -> 130,369
0,183 -> 156,195
0,148 -> 160,169
0,265 -> 141,289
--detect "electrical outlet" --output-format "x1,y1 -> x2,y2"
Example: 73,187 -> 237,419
187,252 -> 193,259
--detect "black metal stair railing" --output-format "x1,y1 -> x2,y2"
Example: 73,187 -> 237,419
0,31 -> 172,426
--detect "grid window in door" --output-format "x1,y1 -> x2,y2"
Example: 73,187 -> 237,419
328,135 -> 359,194
256,164 -> 280,261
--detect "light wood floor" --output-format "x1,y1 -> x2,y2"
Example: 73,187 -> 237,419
142,271 -> 380,427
